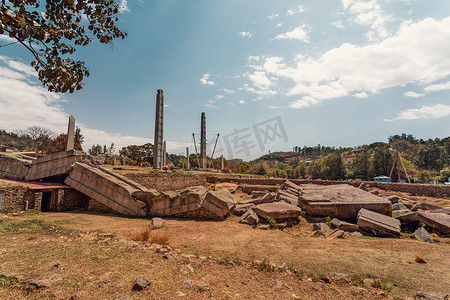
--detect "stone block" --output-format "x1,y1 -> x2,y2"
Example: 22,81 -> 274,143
357,208 -> 401,237
411,202 -> 442,212
253,202 -> 302,220
240,209 -> 259,225
416,212 -> 450,235
202,189 -> 237,217
233,203 -> 255,216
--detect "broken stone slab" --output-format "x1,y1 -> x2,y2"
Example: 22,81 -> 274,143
299,184 -> 392,221
413,227 -> 432,242
331,218 -> 358,231
202,189 -> 237,218
215,182 -> 238,193
392,203 -> 408,211
239,209 -> 259,225
276,190 -> 299,206
411,203 -> 443,212
358,182 -> 369,191
327,229 -> 345,239
370,190 -> 379,195
416,291 -> 450,300
357,208 -> 401,237
396,212 -> 419,225
251,191 -> 268,198
416,212 -> 450,235
428,208 -> 450,215
0,152 -> 33,180
253,202 -> 302,220
386,195 -> 399,204
233,203 -> 255,216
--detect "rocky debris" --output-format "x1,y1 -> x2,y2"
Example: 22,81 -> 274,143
180,264 -> 194,274
327,229 -> 345,239
239,209 -> 260,225
151,217 -> 164,228
370,190 -> 379,195
416,291 -> 449,300
359,182 -> 369,191
386,195 -> 399,204
116,296 -> 131,300
344,231 -> 363,238
313,222 -> 331,232
69,293 -> 81,300
329,273 -> 350,281
413,227 -> 432,242
99,278 -> 111,287
314,230 -> 326,237
357,208 -> 401,237
411,203 -> 443,212
273,280 -> 292,290
197,282 -> 211,292
272,222 -> 287,229
132,277 -> 151,291
202,189 -> 237,218
0,273 -> 19,283
417,212 -> 450,235
163,253 -> 176,259
181,280 -> 193,287
233,203 -> 255,216
257,224 -> 270,230
176,291 -> 186,297
28,274 -> 63,289
330,218 -> 358,231
392,203 -> 408,211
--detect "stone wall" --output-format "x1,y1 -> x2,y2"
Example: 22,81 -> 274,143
371,182 -> 450,198
124,172 -> 208,192
207,176 -> 450,198
60,189 -> 90,210
0,186 -> 27,213
88,198 -> 119,215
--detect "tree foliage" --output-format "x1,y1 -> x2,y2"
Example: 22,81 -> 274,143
0,0 -> 126,92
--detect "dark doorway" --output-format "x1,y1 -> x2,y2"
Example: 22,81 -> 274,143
41,192 -> 52,212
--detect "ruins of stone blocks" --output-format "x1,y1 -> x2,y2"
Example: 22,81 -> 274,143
357,208 -> 401,237
299,184 -> 392,221
0,153 -> 32,180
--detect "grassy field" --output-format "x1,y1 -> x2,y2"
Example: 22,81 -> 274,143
1,211 -> 448,299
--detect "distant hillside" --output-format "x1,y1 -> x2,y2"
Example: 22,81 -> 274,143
0,129 -> 34,151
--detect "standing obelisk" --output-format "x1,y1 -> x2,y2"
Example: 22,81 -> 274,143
200,112 -> 206,168
66,115 -> 75,151
153,90 -> 164,169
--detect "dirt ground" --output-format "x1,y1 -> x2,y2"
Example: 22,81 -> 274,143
14,210 -> 446,299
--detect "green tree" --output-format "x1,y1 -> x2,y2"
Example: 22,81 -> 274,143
370,145 -> 394,177
352,149 -> 371,179
0,0 -> 126,92
322,152 -> 346,180
417,144 -> 446,171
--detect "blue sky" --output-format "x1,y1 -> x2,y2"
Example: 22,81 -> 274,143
0,0 -> 449,160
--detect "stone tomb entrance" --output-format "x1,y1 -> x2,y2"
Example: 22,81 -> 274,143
40,191 -> 53,212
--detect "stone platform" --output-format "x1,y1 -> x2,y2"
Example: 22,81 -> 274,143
299,184 -> 392,221
0,152 -> 33,180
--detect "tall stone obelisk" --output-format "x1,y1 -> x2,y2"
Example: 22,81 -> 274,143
200,112 -> 206,168
153,90 -> 164,169
186,147 -> 190,169
66,115 -> 75,151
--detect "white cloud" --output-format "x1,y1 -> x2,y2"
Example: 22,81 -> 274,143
331,20 -> 345,29
215,94 -> 223,99
267,13 -> 279,20
269,105 -> 281,109
286,5 -> 306,16
220,88 -> 235,94
248,55 -> 261,62
0,55 -> 188,153
0,35 -> 17,43
386,104 -> 450,121
248,17 -> 450,108
424,81 -> 450,92
353,92 -> 370,98
342,0 -> 390,41
238,100 -> 246,104
247,71 -> 273,90
203,103 -> 220,109
200,73 -> 215,86
118,0 -> 130,13
274,25 -> 310,42
403,91 -> 424,98
276,23 -> 283,28
238,31 -> 252,38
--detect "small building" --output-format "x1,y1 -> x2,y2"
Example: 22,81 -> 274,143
373,175 -> 390,183
0,179 -> 89,213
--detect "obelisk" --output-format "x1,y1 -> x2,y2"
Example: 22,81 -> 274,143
153,90 -> 164,169
200,112 -> 206,168
66,115 -> 75,151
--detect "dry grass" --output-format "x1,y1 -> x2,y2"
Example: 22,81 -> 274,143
42,212 -> 450,298
128,227 -> 170,245
415,253 -> 427,264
